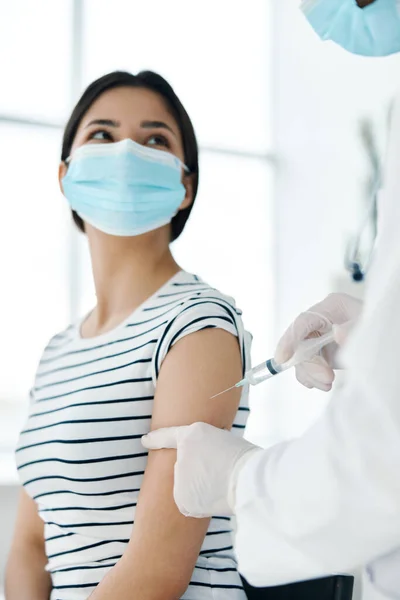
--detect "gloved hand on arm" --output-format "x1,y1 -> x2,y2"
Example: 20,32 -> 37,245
142,422 -> 261,518
142,293 -> 361,519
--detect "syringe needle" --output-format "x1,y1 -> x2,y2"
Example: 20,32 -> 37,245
210,379 -> 246,399
210,385 -> 237,399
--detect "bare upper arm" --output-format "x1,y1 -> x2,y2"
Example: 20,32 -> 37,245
124,328 -> 243,596
151,327 -> 243,429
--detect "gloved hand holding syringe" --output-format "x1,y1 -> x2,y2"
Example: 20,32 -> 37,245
211,329 -> 336,398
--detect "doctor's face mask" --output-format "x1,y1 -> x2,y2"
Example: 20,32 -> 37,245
302,0 -> 400,56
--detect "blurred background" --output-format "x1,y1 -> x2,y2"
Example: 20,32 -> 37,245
1,0 -> 400,594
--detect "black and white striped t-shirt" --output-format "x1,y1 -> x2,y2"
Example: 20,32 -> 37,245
16,271 -> 251,600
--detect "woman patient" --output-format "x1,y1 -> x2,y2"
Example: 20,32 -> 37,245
6,70 -> 251,600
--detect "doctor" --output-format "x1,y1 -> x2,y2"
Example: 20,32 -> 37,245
143,1 -> 400,598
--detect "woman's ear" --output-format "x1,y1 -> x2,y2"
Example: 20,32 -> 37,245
179,174 -> 194,210
58,162 -> 67,195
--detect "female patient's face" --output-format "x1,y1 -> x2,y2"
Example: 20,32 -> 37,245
60,85 -> 193,239
69,85 -> 186,163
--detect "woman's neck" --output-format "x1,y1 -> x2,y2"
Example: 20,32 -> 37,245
83,227 -> 180,337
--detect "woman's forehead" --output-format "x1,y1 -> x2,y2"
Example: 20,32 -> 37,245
81,86 -> 177,127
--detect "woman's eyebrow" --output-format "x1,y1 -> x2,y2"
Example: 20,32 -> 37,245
85,119 -> 121,129
140,120 -> 177,137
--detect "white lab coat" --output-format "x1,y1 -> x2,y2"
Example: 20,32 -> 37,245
234,95 -> 400,600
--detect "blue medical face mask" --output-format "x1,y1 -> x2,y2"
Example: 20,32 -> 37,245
302,0 -> 400,56
62,138 -> 189,237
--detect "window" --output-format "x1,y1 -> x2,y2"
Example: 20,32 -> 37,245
0,123 -> 70,459
0,1 -> 72,122
0,123 -> 70,399
0,0 -> 274,479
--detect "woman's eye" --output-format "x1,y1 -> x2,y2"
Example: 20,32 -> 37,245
146,134 -> 170,148
89,130 -> 113,142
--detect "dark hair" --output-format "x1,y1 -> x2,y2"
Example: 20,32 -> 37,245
61,70 -> 199,241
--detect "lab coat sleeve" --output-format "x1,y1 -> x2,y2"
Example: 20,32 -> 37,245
235,94 -> 400,588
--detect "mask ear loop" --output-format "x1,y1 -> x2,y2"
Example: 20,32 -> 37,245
178,163 -> 193,217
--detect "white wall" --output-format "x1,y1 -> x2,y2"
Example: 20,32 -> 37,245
257,0 -> 400,444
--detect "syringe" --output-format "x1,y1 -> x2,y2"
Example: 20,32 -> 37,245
211,330 -> 335,399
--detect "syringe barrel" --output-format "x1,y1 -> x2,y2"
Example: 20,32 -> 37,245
244,330 -> 336,387
243,331 -> 334,385
244,358 -> 284,385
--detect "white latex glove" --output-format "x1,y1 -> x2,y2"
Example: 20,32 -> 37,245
275,293 -> 363,392
142,422 -> 261,518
